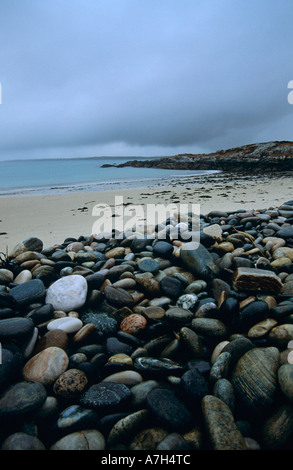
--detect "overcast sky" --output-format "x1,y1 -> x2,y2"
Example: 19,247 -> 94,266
0,0 -> 292,160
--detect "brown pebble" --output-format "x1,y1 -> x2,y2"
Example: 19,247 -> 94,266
120,314 -> 147,335
33,329 -> 68,354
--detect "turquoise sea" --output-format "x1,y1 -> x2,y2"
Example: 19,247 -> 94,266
0,157 -> 217,196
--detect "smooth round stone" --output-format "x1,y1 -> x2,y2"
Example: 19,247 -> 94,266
138,258 -> 160,274
120,314 -> 147,336
248,318 -> 278,338
153,241 -> 174,259
53,368 -> 88,398
185,281 -> 206,294
0,269 -> 14,284
0,381 -> 47,418
129,427 -> 168,450
176,293 -> 198,311
108,353 -> 133,366
9,279 -> 46,307
268,324 -> 293,348
165,306 -> 194,324
276,226 -> 293,239
231,347 -> 280,416
102,370 -> 143,386
45,275 -> 88,312
107,409 -> 149,446
1,432 -> 46,450
47,316 -> 83,334
104,285 -> 134,308
79,382 -> 132,413
130,380 -> 160,407
72,323 -> 96,344
106,337 -> 133,356
8,237 -> 43,257
191,318 -> 228,339
146,388 -> 192,433
23,346 -> 69,386
50,429 -> 106,450
112,278 -> 136,289
160,276 -> 183,299
201,395 -> 247,450
179,327 -> 206,358
0,317 -> 35,342
57,405 -> 99,431
34,329 -> 68,353
278,364 -> 293,402
141,306 -> 165,320
180,242 -> 220,280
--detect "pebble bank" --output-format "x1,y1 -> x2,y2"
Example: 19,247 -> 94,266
1,201 -> 293,450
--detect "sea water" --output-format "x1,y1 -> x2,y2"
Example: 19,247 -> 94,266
0,156 -> 217,196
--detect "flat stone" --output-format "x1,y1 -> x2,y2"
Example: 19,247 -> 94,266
138,258 -> 160,274
53,368 -> 88,398
9,237 -> 43,258
47,316 -> 83,333
45,275 -> 88,312
0,381 -> 47,418
102,370 -> 143,386
180,242 -> 220,280
107,409 -> 149,446
120,314 -> 147,336
165,306 -> 194,324
153,241 -> 174,258
23,346 -> 69,386
0,317 -> 35,342
233,267 -> 284,293
34,329 -> 69,353
50,429 -> 106,450
201,395 -> 247,450
104,285 -> 134,308
79,382 -> 132,413
9,279 -> 46,307
159,276 -> 183,298
1,432 -> 46,450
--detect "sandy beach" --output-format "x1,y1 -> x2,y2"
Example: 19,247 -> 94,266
0,171 -> 292,254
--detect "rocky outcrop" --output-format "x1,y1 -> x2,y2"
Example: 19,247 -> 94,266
102,141 -> 293,172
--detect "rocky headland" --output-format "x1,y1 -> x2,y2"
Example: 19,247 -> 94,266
102,141 -> 293,173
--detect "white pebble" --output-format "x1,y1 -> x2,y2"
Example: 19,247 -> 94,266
47,317 -> 83,333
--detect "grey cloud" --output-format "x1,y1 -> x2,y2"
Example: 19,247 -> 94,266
0,0 -> 292,159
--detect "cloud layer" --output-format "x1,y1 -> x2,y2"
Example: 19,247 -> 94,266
0,0 -> 292,159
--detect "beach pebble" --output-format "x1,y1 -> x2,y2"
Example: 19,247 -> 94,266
0,381 -> 47,418
45,275 -> 88,312
50,429 -> 106,450
53,368 -> 88,398
23,346 -> 69,386
201,395 -> 247,450
47,316 -> 83,333
120,314 -> 147,336
1,432 -> 46,450
9,279 -> 46,307
80,382 -> 132,413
